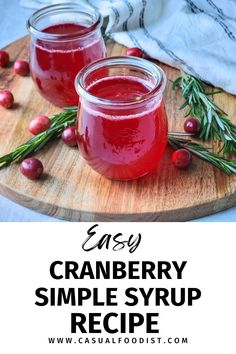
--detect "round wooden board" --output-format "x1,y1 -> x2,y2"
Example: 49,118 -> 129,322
1,36 -> 236,221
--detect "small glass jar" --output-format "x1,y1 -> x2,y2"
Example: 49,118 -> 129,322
75,56 -> 168,180
27,3 -> 106,107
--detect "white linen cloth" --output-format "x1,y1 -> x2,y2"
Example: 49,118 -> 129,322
20,0 -> 236,94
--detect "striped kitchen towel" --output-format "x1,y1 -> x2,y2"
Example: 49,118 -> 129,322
21,0 -> 236,94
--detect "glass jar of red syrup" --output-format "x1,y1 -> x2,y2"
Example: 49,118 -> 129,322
75,56 -> 168,180
27,3 -> 106,107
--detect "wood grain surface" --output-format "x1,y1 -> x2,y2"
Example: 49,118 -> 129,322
0,36 -> 236,221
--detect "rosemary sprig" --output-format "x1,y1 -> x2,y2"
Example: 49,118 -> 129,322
169,136 -> 236,175
0,107 -> 77,168
172,72 -> 236,154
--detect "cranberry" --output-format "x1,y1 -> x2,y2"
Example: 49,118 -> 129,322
20,158 -> 44,180
0,90 -> 14,108
184,117 -> 201,135
28,115 -> 51,135
0,50 -> 9,67
126,47 -> 144,58
61,126 -> 77,147
13,59 -> 29,76
171,149 -> 192,169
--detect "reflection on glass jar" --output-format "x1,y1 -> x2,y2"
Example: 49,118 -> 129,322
75,56 -> 168,181
27,3 -> 106,107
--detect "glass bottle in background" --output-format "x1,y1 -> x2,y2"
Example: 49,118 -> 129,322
27,3 -> 106,107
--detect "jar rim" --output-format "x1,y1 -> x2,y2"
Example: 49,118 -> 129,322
75,56 -> 166,107
27,3 -> 102,41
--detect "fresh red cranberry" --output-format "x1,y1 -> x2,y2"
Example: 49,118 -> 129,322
0,90 -> 14,108
184,117 -> 201,135
0,50 -> 9,67
171,149 -> 192,169
126,47 -> 144,58
61,126 -> 77,147
13,59 -> 30,76
20,158 -> 44,180
28,115 -> 51,135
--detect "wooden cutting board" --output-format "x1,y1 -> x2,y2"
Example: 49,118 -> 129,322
1,36 -> 236,221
